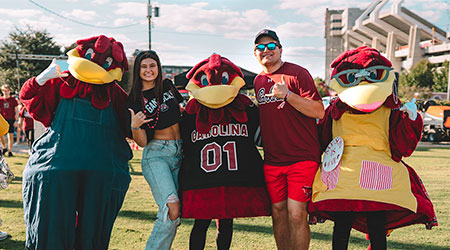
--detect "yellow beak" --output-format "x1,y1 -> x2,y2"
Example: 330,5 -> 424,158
67,49 -> 123,84
329,71 -> 395,112
186,77 -> 245,109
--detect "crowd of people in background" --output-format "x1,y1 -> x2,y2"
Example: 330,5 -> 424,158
0,84 -> 34,157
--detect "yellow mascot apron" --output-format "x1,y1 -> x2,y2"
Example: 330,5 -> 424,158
312,106 -> 417,212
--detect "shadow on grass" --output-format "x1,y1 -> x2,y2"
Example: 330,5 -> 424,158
413,155 -> 450,159
0,199 -> 23,208
11,176 -> 22,183
118,210 -> 157,221
415,147 -> 432,152
0,238 -> 25,250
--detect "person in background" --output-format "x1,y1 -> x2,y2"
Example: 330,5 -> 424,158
253,29 -> 324,250
15,100 -> 23,145
18,105 -> 34,154
0,85 -> 18,157
0,112 -> 9,240
127,50 -> 184,250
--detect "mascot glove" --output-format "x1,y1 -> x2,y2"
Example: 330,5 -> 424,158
36,58 -> 68,86
400,98 -> 418,121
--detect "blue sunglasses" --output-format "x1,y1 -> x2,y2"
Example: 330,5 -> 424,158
255,42 -> 279,52
331,65 -> 393,87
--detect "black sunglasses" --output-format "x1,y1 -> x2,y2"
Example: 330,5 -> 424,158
255,42 -> 279,52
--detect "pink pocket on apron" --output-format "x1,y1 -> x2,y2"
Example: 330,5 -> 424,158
321,161 -> 341,190
359,160 -> 392,190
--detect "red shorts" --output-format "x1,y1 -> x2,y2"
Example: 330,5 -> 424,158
264,161 -> 319,204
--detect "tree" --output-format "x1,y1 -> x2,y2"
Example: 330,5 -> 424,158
432,60 -> 448,92
0,26 -> 62,92
398,59 -> 434,89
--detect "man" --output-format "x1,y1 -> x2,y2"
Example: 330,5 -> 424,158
253,29 -> 324,250
0,85 -> 18,157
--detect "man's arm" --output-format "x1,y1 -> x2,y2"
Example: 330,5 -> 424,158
285,93 -> 324,119
266,74 -> 324,119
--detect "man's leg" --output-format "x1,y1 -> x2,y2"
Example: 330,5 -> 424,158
0,135 -> 6,152
7,133 -> 13,153
287,199 -> 310,250
285,161 -> 318,250
272,200 -> 290,250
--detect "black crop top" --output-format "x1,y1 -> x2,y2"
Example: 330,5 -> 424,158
128,80 -> 183,143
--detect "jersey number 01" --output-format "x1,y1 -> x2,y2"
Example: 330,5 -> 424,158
200,141 -> 238,173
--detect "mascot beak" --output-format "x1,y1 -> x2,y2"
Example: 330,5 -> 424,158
186,76 -> 245,109
329,70 -> 395,112
67,49 -> 123,84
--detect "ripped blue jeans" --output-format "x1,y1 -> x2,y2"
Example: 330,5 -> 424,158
141,139 -> 183,250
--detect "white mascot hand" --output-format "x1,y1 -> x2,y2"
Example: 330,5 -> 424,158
400,98 -> 418,121
35,58 -> 69,86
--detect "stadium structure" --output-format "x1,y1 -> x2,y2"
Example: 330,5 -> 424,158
324,0 -> 450,90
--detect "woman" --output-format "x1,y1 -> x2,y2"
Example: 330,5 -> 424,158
128,50 -> 184,250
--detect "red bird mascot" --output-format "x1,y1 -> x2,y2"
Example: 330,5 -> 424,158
179,54 -> 270,249
308,46 -> 437,249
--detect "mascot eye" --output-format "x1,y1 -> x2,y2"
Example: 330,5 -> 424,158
200,75 -> 209,86
222,72 -> 229,84
84,48 -> 94,60
367,69 -> 378,81
103,57 -> 113,69
346,72 -> 357,84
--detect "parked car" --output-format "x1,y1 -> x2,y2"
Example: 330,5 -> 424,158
419,100 -> 450,142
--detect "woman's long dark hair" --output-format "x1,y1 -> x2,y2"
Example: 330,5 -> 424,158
128,50 -> 164,108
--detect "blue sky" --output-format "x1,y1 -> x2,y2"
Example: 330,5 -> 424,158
0,0 -> 449,78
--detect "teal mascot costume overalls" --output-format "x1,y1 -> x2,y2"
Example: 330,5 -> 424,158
20,35 -> 132,250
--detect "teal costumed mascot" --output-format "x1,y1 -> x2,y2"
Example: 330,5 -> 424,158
20,35 -> 131,250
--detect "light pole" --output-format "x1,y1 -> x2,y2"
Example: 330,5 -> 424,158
147,1 -> 160,50
147,0 -> 152,50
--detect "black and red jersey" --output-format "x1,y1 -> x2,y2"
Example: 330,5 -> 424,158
180,103 -> 265,190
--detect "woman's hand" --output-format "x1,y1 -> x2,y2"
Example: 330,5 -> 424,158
129,108 -> 152,129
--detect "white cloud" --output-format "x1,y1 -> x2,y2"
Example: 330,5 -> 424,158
113,18 -> 135,27
0,8 -> 41,18
0,19 -> 14,29
159,4 -> 270,34
114,2 -> 271,37
275,22 -> 323,39
414,10 -> 441,23
92,0 -> 110,5
407,2 -> 448,24
61,9 -> 97,21
283,46 -> 325,57
278,0 -> 372,24
16,17 -> 68,33
114,2 -> 146,17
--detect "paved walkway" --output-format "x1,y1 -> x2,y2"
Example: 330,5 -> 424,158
4,142 -> 29,155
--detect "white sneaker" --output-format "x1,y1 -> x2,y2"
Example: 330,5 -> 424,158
0,231 -> 8,240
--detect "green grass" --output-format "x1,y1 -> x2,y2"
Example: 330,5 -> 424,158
0,147 -> 449,250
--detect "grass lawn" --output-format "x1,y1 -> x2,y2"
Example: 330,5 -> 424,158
0,146 -> 449,250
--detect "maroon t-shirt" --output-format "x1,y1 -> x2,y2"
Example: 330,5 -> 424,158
19,107 -> 34,131
254,62 -> 321,166
0,96 -> 18,120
